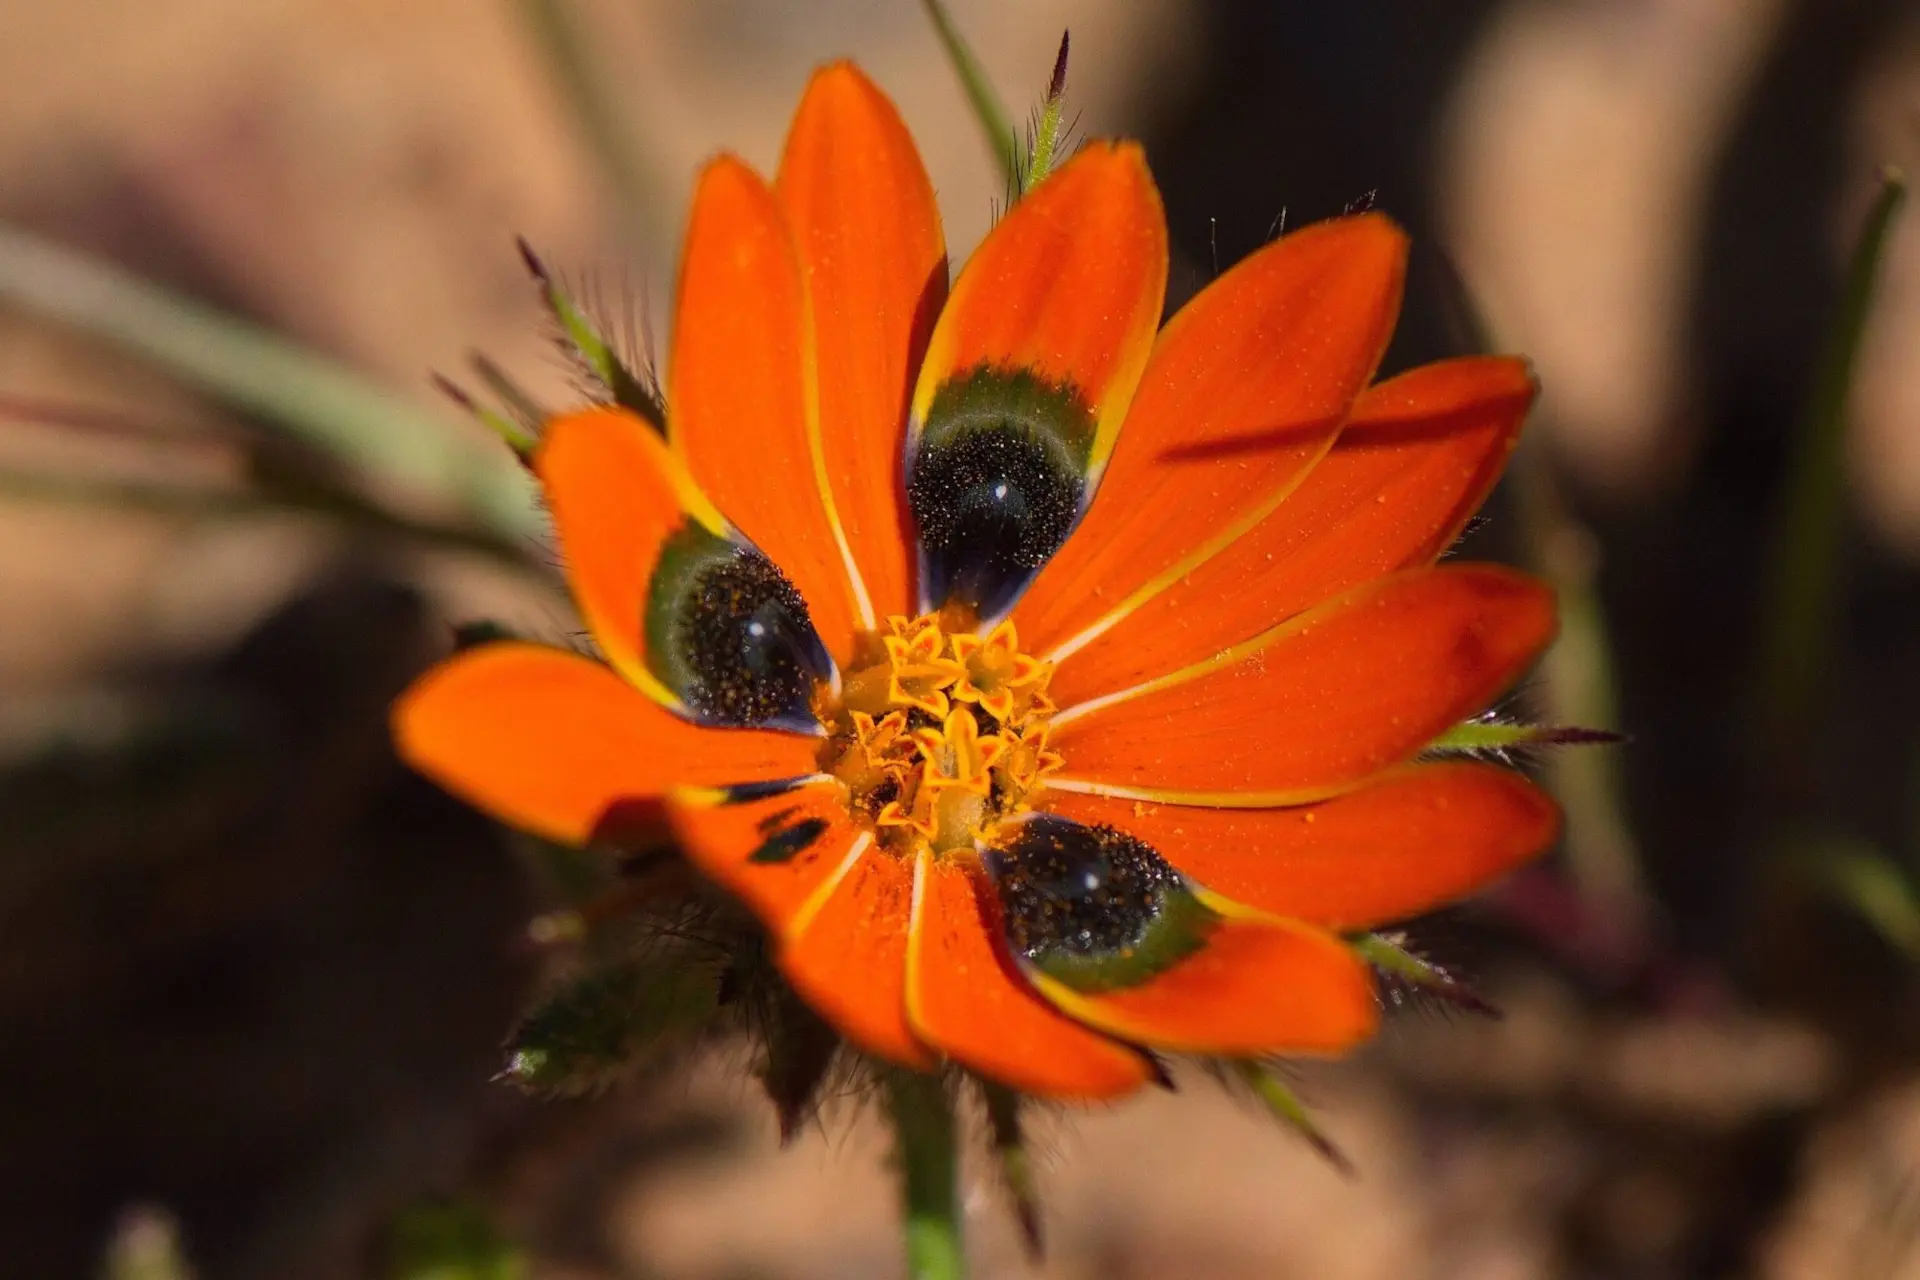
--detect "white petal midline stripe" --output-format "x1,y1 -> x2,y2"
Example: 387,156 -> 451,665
789,830 -> 874,939
799,285 -> 879,634
1041,429 -> 1341,667
1042,776 -> 1357,810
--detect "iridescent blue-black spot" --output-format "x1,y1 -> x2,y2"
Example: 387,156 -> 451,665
906,364 -> 1095,619
984,815 -> 1217,993
645,523 -> 830,730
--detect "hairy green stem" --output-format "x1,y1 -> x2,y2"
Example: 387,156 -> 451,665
886,1070 -> 966,1280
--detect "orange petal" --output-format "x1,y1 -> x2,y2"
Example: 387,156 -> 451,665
393,642 -> 817,846
670,155 -> 861,658
1048,565 -> 1557,804
905,852 -> 1152,1099
777,62 -> 946,626
1014,213 -> 1407,660
1026,913 -> 1378,1056
667,782 -> 933,1068
1046,355 -> 1536,706
1041,762 -> 1561,930
910,141 -> 1167,485
540,406 -> 830,727
775,836 -> 931,1068
537,405 -> 729,706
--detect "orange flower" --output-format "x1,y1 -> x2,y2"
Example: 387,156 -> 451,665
394,63 -> 1560,1100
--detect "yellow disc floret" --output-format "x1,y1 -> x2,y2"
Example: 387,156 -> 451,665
820,615 -> 1063,856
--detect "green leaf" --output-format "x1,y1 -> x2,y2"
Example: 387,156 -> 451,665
920,0 -> 1022,193
0,222 -> 539,544
466,353 -> 549,440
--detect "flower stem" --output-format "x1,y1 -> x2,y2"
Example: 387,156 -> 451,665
885,1069 -> 967,1280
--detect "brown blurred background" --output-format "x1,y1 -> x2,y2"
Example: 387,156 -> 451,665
4,1 -> 1920,1277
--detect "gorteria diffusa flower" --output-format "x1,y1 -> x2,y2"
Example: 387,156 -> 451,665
395,63 -> 1560,1100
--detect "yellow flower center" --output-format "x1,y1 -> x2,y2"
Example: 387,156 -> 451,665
820,614 -> 1062,857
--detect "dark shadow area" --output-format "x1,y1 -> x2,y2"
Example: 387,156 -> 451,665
0,565 -> 534,1279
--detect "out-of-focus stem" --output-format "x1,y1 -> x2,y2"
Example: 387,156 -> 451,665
1510,437 -> 1648,917
920,0 -> 1022,193
0,467 -> 533,566
0,222 -> 538,544
1756,168 -> 1907,753
517,0 -> 664,249
1432,247 -> 1648,922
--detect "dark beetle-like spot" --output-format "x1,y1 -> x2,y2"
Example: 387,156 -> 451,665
749,817 -> 828,864
907,365 -> 1093,618
646,524 -> 830,729
755,805 -> 804,835
984,815 -> 1215,993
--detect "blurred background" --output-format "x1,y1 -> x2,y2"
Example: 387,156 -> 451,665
3,0 -> 1918,1276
